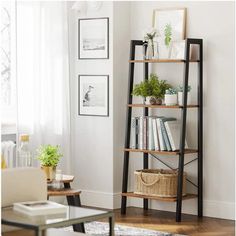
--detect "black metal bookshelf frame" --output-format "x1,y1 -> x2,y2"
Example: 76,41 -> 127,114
120,38 -> 203,222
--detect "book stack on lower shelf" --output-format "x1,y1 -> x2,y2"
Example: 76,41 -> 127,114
130,116 -> 188,152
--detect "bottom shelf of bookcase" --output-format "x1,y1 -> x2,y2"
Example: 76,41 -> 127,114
121,192 -> 197,202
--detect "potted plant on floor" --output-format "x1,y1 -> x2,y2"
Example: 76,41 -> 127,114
177,85 -> 192,106
132,73 -> 170,105
164,88 -> 177,106
36,145 -> 62,180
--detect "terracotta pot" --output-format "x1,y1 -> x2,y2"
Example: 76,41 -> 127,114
41,166 -> 56,180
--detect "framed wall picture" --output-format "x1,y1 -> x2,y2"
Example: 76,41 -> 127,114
152,8 -> 186,59
78,75 -> 109,116
78,17 -> 109,59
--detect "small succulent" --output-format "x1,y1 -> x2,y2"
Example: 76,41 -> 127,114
165,88 -> 177,95
177,85 -> 192,92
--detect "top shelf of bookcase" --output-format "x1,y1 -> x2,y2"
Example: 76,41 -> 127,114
129,59 -> 200,63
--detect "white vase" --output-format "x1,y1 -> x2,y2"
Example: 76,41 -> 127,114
178,92 -> 191,106
164,94 -> 177,106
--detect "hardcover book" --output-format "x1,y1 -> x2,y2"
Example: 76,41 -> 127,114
13,200 -> 67,216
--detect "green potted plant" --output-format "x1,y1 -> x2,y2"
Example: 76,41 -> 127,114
164,88 -> 177,106
132,73 -> 171,105
36,145 -> 62,180
177,85 -> 192,106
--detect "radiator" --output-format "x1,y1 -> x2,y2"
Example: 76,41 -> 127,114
1,141 -> 16,168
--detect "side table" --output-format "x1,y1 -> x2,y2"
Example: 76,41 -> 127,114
47,175 -> 85,233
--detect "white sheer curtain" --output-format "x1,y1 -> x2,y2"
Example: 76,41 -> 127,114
16,1 -> 71,173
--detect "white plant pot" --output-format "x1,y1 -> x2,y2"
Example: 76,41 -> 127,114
178,92 -> 191,106
144,97 -> 152,105
164,94 -> 177,106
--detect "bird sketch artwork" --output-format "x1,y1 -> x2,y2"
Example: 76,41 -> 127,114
83,83 -> 105,107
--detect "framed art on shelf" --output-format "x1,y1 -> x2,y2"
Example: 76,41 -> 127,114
78,17 -> 109,59
152,8 -> 186,59
78,75 -> 109,116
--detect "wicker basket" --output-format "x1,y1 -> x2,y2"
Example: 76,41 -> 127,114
134,169 -> 186,197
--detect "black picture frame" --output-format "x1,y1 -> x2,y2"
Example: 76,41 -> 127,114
78,17 -> 109,59
78,75 -> 109,117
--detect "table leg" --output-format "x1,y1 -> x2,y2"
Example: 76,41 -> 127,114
35,229 -> 43,236
109,216 -> 115,236
64,183 -> 85,233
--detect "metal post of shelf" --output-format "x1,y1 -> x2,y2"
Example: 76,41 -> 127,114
176,39 -> 191,222
121,40 -> 143,214
143,46 -> 149,211
198,39 -> 203,217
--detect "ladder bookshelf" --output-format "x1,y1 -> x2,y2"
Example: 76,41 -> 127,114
120,38 -> 203,222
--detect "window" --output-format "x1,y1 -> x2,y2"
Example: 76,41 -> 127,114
1,1 -> 17,127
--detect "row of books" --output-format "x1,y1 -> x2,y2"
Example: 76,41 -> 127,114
130,116 -> 188,151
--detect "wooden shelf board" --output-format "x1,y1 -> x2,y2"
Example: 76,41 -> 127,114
129,59 -> 199,63
128,104 -> 198,109
121,192 -> 197,202
48,188 -> 81,197
124,148 -> 198,155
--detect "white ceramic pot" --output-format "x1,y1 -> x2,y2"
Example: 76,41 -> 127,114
178,92 -> 191,106
164,94 -> 177,106
144,96 -> 152,105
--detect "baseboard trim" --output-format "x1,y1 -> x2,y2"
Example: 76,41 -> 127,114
128,198 -> 235,220
79,190 -> 234,220
80,189 -> 121,209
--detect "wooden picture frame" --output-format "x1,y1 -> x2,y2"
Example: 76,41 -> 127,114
152,8 -> 186,59
78,18 -> 109,59
78,75 -> 109,117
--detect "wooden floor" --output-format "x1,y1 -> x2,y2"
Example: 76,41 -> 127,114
2,207 -> 235,236
114,207 -> 235,236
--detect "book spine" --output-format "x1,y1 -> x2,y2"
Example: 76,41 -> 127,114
156,118 -> 167,151
164,122 -> 176,151
143,117 -> 147,150
160,119 -> 172,151
147,117 -> 154,150
152,118 -> 159,150
139,117 -> 144,149
135,118 -> 139,149
130,117 -> 136,148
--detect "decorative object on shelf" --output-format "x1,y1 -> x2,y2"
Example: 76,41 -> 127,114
36,145 -> 62,180
152,8 -> 186,59
79,75 -> 109,116
132,73 -> 170,105
143,28 -> 160,59
51,169 -> 64,190
79,17 -> 109,59
170,40 -> 186,59
17,134 -> 32,167
177,85 -> 191,106
134,169 -> 186,197
164,88 -> 177,106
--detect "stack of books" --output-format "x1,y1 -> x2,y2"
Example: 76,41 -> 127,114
130,116 -> 188,151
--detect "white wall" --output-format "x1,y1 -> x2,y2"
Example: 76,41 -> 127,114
69,1 -> 235,220
129,1 -> 235,220
68,1 -> 130,209
68,1 -> 115,208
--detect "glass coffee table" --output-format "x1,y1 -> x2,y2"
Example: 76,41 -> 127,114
2,206 -> 114,236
